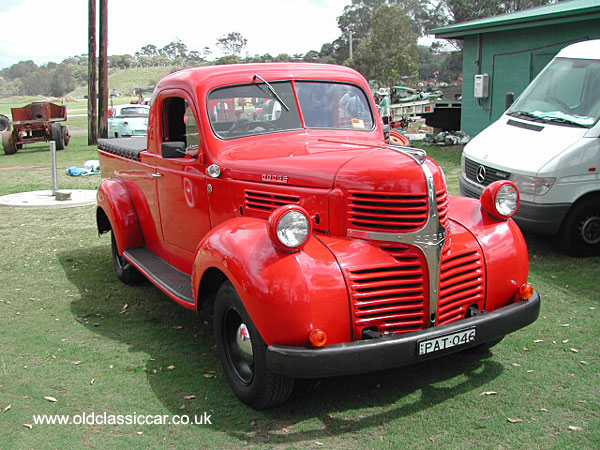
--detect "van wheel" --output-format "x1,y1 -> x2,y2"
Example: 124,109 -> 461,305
559,197 -> 600,256
111,231 -> 142,284
214,281 -> 294,409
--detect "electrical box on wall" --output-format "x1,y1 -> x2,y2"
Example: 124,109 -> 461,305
474,74 -> 489,98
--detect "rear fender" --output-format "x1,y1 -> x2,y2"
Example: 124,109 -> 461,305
193,217 -> 351,347
96,178 -> 144,253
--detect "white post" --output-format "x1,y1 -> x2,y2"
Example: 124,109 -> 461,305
50,140 -> 58,195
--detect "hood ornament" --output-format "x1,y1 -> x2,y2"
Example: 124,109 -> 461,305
388,145 -> 427,165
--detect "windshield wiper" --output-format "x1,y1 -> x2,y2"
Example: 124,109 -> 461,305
253,74 -> 290,111
507,111 -> 546,123
535,114 -> 588,128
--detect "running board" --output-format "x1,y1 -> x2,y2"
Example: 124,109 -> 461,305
123,248 -> 194,304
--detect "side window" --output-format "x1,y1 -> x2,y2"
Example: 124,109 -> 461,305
184,103 -> 200,151
162,97 -> 201,153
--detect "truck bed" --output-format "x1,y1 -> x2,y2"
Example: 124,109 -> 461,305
98,136 -> 147,161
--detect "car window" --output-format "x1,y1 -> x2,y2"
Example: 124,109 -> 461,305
208,81 -> 302,139
117,107 -> 149,118
295,81 -> 374,130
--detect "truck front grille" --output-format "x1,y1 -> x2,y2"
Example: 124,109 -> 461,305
438,249 -> 485,325
245,190 -> 300,212
436,188 -> 449,228
347,191 -> 428,233
464,158 -> 510,186
346,244 -> 427,337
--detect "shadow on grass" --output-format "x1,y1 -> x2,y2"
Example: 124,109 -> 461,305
60,244 -> 503,444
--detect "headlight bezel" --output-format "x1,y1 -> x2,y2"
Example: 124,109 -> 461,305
268,205 -> 312,253
481,180 -> 520,220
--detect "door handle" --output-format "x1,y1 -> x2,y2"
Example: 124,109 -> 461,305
152,173 -> 163,178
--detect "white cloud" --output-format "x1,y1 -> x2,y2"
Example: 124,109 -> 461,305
0,0 -> 349,68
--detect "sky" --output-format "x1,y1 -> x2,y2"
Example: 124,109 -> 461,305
0,0 -> 354,69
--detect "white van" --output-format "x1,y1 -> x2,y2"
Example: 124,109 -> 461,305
460,39 -> 600,256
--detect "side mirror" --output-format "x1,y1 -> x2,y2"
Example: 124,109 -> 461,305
505,92 -> 515,110
161,141 -> 189,158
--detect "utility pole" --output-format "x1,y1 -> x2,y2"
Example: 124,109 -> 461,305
349,31 -> 353,60
98,0 -> 108,138
87,0 -> 97,145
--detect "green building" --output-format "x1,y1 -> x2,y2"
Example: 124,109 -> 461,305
431,0 -> 600,136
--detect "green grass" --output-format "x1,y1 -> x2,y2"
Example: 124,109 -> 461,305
0,142 -> 598,448
69,66 -> 179,99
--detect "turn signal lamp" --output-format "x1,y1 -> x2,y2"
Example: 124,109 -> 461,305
481,180 -> 520,220
519,283 -> 534,299
309,329 -> 327,347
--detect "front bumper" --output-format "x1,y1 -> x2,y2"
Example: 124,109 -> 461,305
266,291 -> 540,378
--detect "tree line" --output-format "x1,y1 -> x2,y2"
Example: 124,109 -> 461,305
0,0 -> 554,98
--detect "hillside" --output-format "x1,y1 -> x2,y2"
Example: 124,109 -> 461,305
69,65 -> 180,98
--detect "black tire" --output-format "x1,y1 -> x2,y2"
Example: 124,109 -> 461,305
111,231 -> 143,284
51,123 -> 65,150
214,281 -> 294,409
559,197 -> 600,256
62,125 -> 70,147
1,131 -> 17,155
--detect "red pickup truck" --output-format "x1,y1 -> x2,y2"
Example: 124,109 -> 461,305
96,63 -> 540,409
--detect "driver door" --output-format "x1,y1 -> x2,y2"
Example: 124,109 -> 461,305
155,93 -> 211,266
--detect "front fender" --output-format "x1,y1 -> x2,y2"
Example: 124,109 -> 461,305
97,178 -> 144,253
448,195 -> 529,311
192,217 -> 351,347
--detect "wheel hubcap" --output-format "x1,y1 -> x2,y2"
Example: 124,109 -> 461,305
580,215 -> 600,245
223,309 -> 254,385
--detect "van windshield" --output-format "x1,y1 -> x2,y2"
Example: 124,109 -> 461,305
508,57 -> 600,128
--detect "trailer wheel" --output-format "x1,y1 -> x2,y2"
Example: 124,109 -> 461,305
559,196 -> 600,256
214,281 -> 294,409
111,232 -> 143,284
51,123 -> 65,150
62,125 -> 70,147
1,131 -> 17,155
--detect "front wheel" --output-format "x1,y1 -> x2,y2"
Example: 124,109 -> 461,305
111,231 -> 142,284
559,197 -> 600,256
214,281 -> 294,409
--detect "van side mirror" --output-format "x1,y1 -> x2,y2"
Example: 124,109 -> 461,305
505,92 -> 515,110
161,141 -> 189,158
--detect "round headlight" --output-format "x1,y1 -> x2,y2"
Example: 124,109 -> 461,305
495,184 -> 519,216
481,180 -> 520,220
268,205 -> 312,252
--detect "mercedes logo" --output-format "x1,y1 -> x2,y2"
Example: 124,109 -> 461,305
476,165 -> 487,183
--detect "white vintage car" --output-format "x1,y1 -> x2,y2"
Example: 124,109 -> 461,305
108,104 -> 149,138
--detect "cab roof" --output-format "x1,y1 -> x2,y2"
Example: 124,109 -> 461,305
155,63 -> 370,94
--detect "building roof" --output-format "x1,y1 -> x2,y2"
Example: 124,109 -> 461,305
431,0 -> 600,38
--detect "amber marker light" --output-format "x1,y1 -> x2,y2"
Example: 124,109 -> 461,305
519,283 -> 534,299
309,329 -> 327,347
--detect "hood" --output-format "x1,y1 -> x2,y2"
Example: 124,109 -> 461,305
223,135 -> 424,190
464,114 -> 586,174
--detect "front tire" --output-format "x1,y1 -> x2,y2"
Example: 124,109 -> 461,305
559,197 -> 600,256
214,281 -> 294,409
111,231 -> 142,284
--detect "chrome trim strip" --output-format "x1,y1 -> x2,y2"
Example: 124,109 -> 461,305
347,146 -> 446,326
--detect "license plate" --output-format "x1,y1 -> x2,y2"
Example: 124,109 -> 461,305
418,327 -> 476,356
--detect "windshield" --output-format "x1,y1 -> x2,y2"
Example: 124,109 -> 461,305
508,57 -> 600,128
116,106 -> 149,118
208,81 -> 374,139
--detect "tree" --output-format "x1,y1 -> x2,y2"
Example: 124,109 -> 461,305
352,4 -> 419,86
216,32 -> 247,56
439,0 -> 555,24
